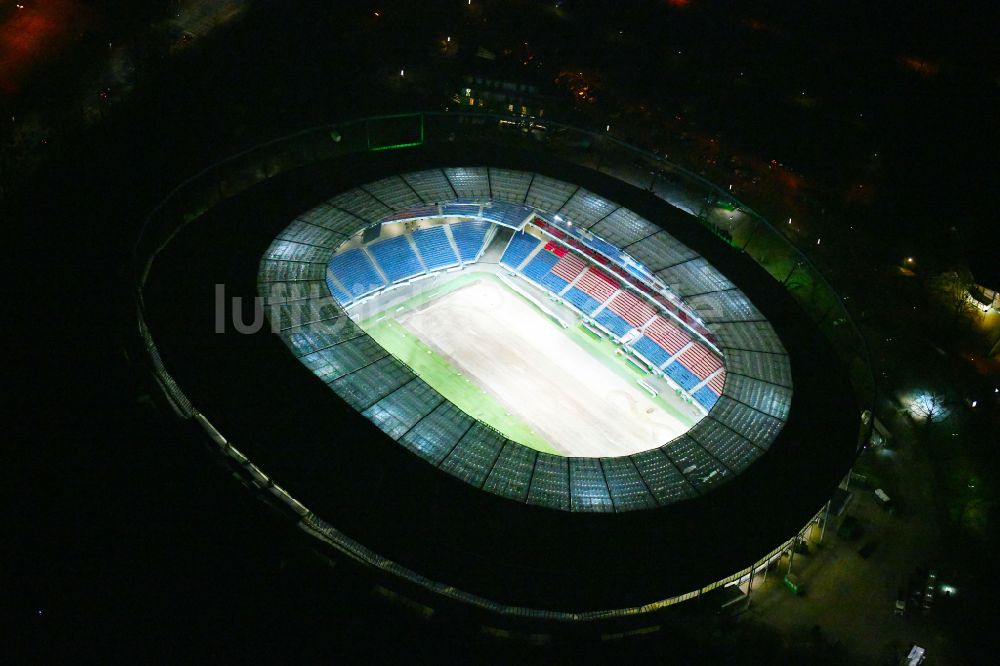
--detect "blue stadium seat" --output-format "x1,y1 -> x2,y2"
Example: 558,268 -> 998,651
519,250 -> 571,293
411,226 -> 459,270
694,386 -> 720,410
327,248 -> 385,298
500,231 -> 541,270
450,220 -> 491,262
367,235 -> 424,283
665,360 -> 701,391
481,201 -> 533,227
632,335 -> 670,367
324,276 -> 353,305
586,235 -> 624,262
563,287 -> 602,314
441,202 -> 480,217
521,251 -> 559,284
595,308 -> 633,337
625,262 -> 653,282
538,271 -> 569,293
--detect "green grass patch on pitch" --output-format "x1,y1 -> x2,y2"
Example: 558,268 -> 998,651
361,314 -> 559,455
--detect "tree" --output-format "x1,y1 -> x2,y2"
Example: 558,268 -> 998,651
927,269 -> 982,330
908,390 -> 953,424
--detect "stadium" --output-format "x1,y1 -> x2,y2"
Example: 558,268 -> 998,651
135,113 -> 871,624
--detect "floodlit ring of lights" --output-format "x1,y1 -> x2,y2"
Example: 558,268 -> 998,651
258,168 -> 793,513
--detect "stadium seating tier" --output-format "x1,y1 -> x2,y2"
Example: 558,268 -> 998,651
500,231 -> 542,270
411,226 -> 460,270
450,219 -> 492,262
367,235 -> 424,283
327,248 -> 386,298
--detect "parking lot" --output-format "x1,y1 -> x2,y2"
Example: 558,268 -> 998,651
737,412 -> 964,664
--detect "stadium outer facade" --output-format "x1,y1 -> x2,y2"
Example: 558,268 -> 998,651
134,113 -> 874,626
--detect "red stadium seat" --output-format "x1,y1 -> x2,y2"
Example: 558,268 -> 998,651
644,316 -> 691,355
577,268 -> 618,303
607,291 -> 656,327
551,252 -> 587,282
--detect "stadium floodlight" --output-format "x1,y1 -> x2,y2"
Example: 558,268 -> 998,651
554,214 -> 562,221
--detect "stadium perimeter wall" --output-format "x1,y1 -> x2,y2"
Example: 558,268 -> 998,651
133,113 -> 872,619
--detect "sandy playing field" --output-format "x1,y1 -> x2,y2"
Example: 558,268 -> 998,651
397,278 -> 690,456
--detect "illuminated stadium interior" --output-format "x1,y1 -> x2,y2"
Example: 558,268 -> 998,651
259,168 -> 793,512
140,119 -> 865,615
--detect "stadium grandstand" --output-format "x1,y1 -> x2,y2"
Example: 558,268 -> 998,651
261,168 -> 793,510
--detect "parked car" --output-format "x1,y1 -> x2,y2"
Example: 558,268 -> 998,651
900,644 -> 927,665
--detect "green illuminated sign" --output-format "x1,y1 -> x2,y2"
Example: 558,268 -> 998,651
366,113 -> 425,151
368,141 -> 423,151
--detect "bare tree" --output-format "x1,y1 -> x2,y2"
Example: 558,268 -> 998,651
928,269 -> 982,330
908,390 -> 952,423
